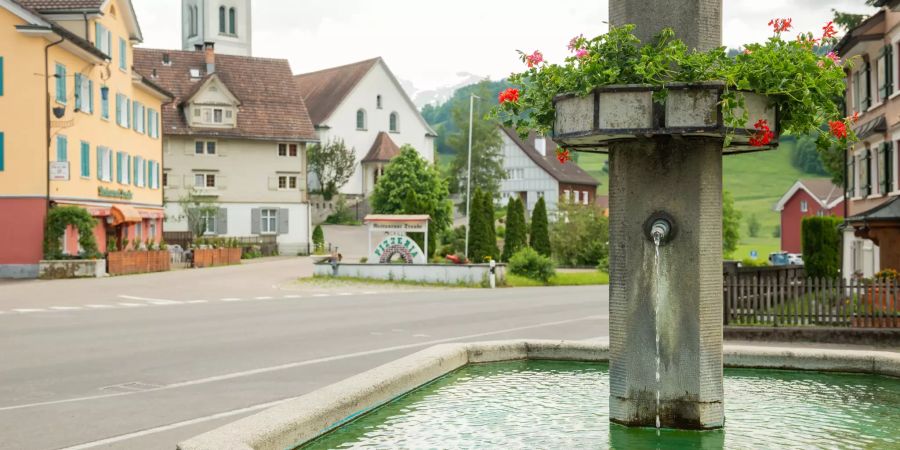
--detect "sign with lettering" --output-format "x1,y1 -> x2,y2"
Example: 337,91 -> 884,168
98,186 -> 134,200
49,162 -> 69,181
369,221 -> 427,232
370,235 -> 426,264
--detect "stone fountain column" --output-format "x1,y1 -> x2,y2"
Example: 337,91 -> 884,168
607,0 -> 725,429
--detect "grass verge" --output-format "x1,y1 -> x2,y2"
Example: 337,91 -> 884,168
507,271 -> 610,287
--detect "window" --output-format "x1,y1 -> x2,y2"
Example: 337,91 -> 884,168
879,142 -> 893,194
195,141 -> 216,155
848,156 -> 856,197
74,74 -> 93,113
583,191 -> 589,205
119,38 -> 127,71
195,173 -> 216,188
261,209 -> 277,234
116,93 -> 130,127
163,171 -> 168,188
149,221 -> 157,241
878,44 -> 893,101
229,7 -> 236,34
134,102 -> 145,133
853,71 -> 861,114
187,6 -> 196,37
97,147 -> 112,181
863,61 -> 872,110
101,86 -> 109,119
0,56 -> 4,97
148,109 -> 159,138
356,109 -> 366,130
278,175 -> 298,190
389,112 -> 399,132
56,135 -> 67,162
219,6 -> 226,33
80,141 -> 90,178
55,63 -> 66,104
201,209 -> 216,235
0,132 -> 4,172
135,156 -> 145,187
376,95 -> 382,109
278,143 -> 298,157
94,23 -> 111,55
213,108 -> 223,123
800,200 -> 808,213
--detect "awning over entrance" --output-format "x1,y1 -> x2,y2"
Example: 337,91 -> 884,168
110,205 -> 143,226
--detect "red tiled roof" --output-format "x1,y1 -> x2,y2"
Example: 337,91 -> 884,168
15,0 -> 104,11
294,58 -> 380,125
500,127 -> 599,186
133,48 -> 317,141
362,132 -> 401,163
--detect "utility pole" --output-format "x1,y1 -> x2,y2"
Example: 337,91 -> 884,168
464,94 -> 479,259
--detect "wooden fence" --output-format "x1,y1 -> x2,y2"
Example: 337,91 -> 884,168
724,274 -> 898,328
161,233 -> 279,256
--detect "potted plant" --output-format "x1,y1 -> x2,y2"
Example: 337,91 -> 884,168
494,20 -> 855,158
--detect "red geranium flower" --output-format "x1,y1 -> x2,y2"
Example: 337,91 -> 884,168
525,50 -> 544,68
498,88 -> 520,104
829,120 -> 848,139
556,148 -> 571,164
768,18 -> 792,33
749,119 -> 774,147
848,111 -> 860,124
822,21 -> 838,40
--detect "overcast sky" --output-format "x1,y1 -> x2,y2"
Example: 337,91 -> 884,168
133,1 -> 876,93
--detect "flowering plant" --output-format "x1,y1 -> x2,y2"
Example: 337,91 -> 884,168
494,20 -> 857,154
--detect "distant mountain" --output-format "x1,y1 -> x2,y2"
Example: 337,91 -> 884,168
402,72 -> 491,109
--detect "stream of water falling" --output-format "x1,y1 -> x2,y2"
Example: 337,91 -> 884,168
653,234 -> 662,433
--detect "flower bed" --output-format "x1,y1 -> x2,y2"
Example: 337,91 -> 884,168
193,248 -> 242,268
107,250 -> 171,276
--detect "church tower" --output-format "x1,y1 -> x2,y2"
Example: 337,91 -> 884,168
182,0 -> 252,56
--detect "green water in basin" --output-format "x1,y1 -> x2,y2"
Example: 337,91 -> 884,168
301,360 -> 900,449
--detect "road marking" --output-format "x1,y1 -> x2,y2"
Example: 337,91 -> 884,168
186,300 -> 208,304
412,334 -> 430,338
60,397 -> 295,450
0,314 -> 606,413
86,304 -> 115,309
221,298 -> 243,302
253,296 -> 273,300
12,309 -> 46,313
362,291 -> 378,295
116,303 -> 145,308
50,306 -> 83,311
118,295 -> 178,304
337,292 -> 353,296
283,294 -> 302,299
312,294 -> 330,297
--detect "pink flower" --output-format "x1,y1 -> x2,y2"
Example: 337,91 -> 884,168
826,51 -> 840,65
567,34 -> 583,52
525,50 -> 544,68
575,48 -> 589,59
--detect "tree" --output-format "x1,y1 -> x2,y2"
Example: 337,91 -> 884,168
723,190 -> 741,258
371,146 -> 452,258
479,189 -> 500,261
530,196 -> 551,257
312,225 -> 325,253
467,188 -> 499,262
447,82 -> 506,210
502,198 -> 527,261
802,216 -> 842,278
747,214 -> 761,238
550,202 -> 609,267
832,1 -> 878,32
177,189 -> 219,239
308,139 -> 356,201
790,134 -> 828,176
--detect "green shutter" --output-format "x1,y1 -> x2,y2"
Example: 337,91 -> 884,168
0,132 -> 4,171
88,80 -> 94,114
96,147 -> 102,180
80,141 -> 89,177
126,98 -> 131,128
56,135 -> 67,161
0,56 -> 4,97
134,156 -> 139,185
55,64 -> 66,104
119,38 -> 126,71
94,22 -> 101,50
866,149 -> 872,196
74,73 -> 82,111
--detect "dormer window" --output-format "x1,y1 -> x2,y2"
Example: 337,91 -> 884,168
190,68 -> 201,79
190,105 -> 236,127
162,53 -> 171,66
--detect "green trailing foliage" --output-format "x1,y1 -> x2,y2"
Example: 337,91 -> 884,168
508,247 -> 556,284
801,216 -> 842,278
502,197 -> 527,261
43,206 -> 99,260
529,196 -> 551,257
371,146 -> 453,258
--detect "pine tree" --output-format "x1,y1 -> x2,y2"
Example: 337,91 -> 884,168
467,188 -> 486,260
312,225 -> 325,252
481,192 -> 499,261
502,198 -> 527,261
530,197 -> 551,257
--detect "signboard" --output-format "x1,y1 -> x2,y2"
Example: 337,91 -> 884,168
370,235 -> 426,264
369,221 -> 427,232
98,186 -> 134,200
49,162 -> 70,181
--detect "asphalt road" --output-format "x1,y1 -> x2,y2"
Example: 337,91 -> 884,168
0,258 -> 608,449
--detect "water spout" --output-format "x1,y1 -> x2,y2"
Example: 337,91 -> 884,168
650,219 -> 670,243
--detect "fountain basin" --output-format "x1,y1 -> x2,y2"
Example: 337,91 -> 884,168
552,82 -> 778,153
177,341 -> 900,450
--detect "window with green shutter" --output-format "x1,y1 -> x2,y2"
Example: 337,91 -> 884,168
56,135 -> 67,162
80,141 -> 89,178
101,86 -> 109,119
0,56 -> 4,97
74,73 -> 82,111
55,64 -> 66,104
848,157 -> 856,197
0,132 -> 4,172
883,142 -> 893,194
96,147 -> 102,180
119,38 -> 126,71
865,149 -> 872,196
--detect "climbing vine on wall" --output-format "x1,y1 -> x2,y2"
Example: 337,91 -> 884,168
43,206 -> 100,260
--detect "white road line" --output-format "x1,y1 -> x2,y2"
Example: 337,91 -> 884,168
337,292 -> 353,296
49,306 -> 83,311
253,296 -> 273,300
118,295 -> 179,303
59,397 -> 295,450
186,300 -> 208,304
0,314 -> 607,413
412,334 -> 430,338
86,304 -> 115,309
12,309 -> 46,313
362,291 -> 378,295
220,298 -> 243,302
116,303 -> 146,308
283,294 -> 302,299
312,294 -> 330,297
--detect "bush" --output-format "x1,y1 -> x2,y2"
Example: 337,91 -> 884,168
312,225 -> 325,253
502,198 -> 527,261
324,195 -> 359,225
741,258 -> 767,267
747,214 -> 760,238
801,216 -> 841,278
508,247 -> 556,283
530,197 -> 551,257
550,203 -> 609,267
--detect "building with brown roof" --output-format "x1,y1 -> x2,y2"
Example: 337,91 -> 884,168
835,1 -> 900,279
498,127 -> 600,215
134,43 -> 319,254
294,57 -> 437,197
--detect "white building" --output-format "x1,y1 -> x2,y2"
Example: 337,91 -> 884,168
134,44 -> 318,254
498,128 -> 599,215
294,58 -> 437,197
181,0 -> 251,57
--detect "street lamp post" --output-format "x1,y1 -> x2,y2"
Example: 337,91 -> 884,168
464,94 -> 480,260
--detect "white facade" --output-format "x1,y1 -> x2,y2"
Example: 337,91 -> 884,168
312,61 -> 435,196
182,0 -> 252,56
498,133 -> 559,214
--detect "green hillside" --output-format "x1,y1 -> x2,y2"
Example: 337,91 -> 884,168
577,139 -> 830,259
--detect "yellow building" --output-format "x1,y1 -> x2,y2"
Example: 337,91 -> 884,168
0,0 -> 171,278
